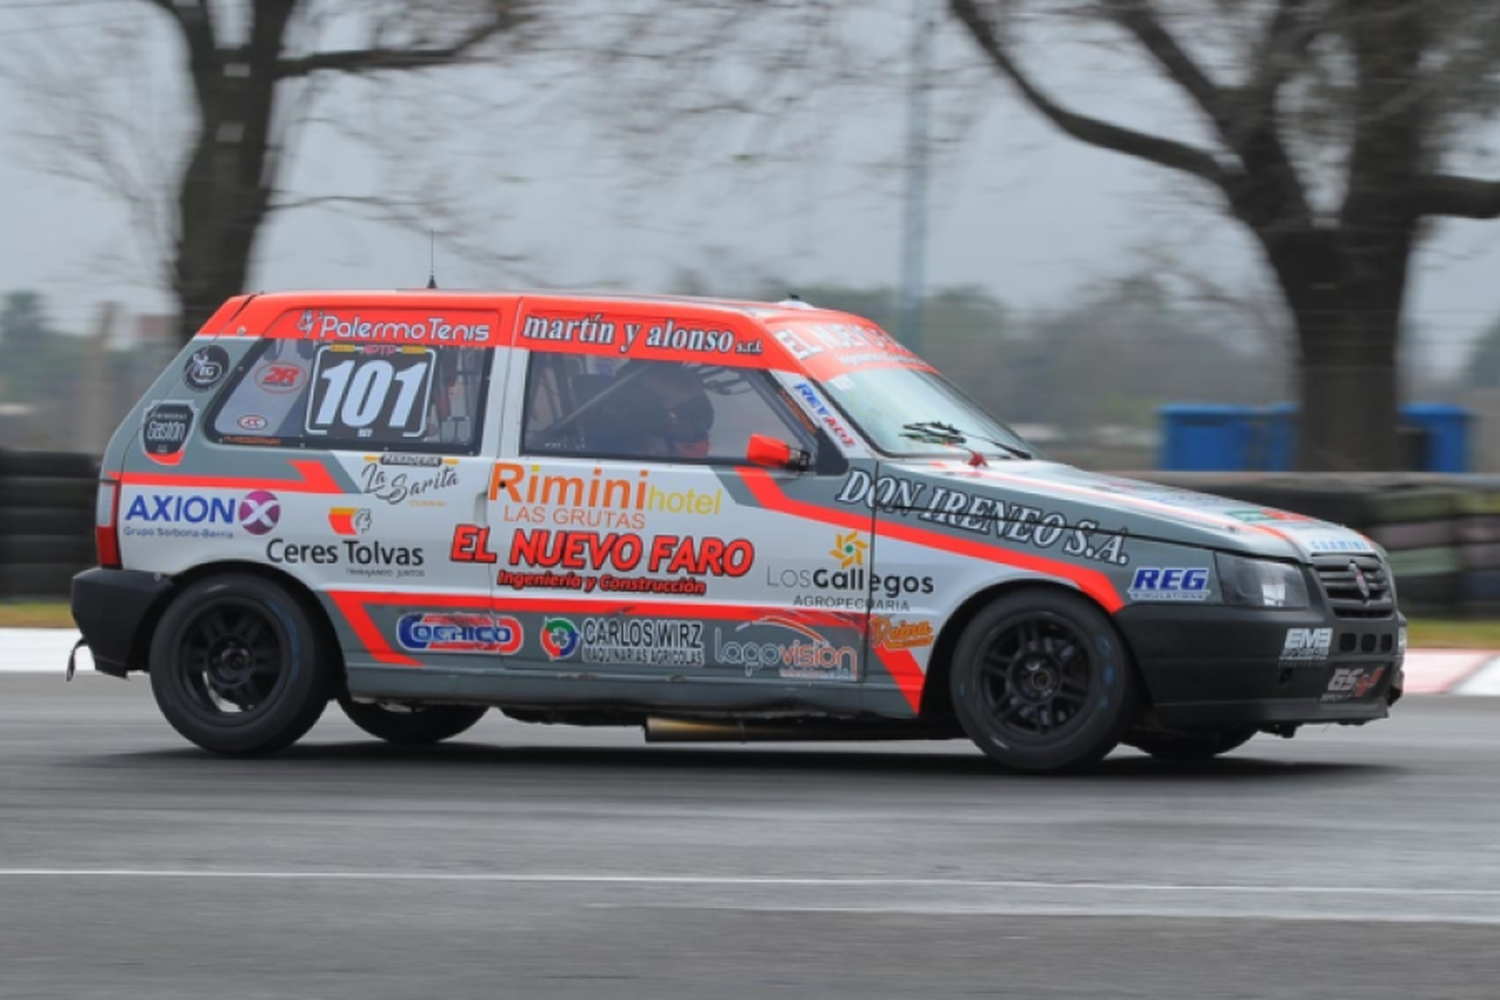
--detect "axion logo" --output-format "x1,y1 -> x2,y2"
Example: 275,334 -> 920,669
239,490 -> 282,536
541,617 -> 580,661
829,531 -> 867,569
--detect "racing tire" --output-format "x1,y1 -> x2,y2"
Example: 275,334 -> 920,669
1126,728 -> 1256,762
949,589 -> 1137,773
337,696 -> 489,745
149,573 -> 332,755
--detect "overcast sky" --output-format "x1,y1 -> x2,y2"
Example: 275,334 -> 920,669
3,1 -> 1499,369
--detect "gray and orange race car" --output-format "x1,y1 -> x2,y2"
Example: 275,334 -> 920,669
70,290 -> 1404,771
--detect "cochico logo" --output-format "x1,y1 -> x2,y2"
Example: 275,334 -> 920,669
396,614 -> 522,655
238,490 -> 282,536
541,617 -> 580,661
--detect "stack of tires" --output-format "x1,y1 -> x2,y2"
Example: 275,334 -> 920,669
1362,484 -> 1466,613
0,450 -> 99,599
1459,479 -> 1500,617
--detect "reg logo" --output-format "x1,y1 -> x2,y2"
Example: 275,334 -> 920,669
1128,567 -> 1210,602
541,617 -> 580,661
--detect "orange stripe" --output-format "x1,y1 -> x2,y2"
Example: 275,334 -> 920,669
119,458 -> 343,494
738,467 -> 1124,613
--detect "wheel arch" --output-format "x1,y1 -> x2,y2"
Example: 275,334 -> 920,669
918,577 -> 1142,726
127,561 -> 345,681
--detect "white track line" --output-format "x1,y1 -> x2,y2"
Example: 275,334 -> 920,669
0,870 -> 1497,898
1453,655 -> 1500,696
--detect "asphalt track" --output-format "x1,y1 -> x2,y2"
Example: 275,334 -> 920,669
3,675 -> 1499,998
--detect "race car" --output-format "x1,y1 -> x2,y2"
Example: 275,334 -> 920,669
69,290 -> 1405,771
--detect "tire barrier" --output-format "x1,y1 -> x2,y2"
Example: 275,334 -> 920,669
0,450 -> 100,600
1148,473 -> 1500,617
1,450 -> 1498,614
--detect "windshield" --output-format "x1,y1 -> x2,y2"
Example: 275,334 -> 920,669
816,367 -> 1035,458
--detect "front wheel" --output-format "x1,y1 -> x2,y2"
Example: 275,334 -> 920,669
338,696 -> 489,745
1126,728 -> 1256,761
949,589 -> 1137,773
149,573 -> 332,755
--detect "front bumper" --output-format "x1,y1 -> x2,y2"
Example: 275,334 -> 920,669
70,568 -> 173,678
1115,604 -> 1405,733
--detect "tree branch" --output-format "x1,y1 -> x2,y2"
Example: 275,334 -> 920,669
1100,0 -> 1231,132
274,11 -> 517,79
947,0 -> 1228,186
1410,173 -> 1500,220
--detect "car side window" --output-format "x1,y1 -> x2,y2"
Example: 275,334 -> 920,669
522,355 -> 808,463
208,339 -> 490,453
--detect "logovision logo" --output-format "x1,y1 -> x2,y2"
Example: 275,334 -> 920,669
541,617 -> 580,661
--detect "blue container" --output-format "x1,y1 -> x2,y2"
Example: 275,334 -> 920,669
1402,403 -> 1470,473
1158,404 -> 1258,471
1259,402 -> 1298,471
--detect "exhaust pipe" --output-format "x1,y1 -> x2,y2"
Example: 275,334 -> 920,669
643,717 -> 943,744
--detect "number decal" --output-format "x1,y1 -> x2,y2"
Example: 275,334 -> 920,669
306,347 -> 435,440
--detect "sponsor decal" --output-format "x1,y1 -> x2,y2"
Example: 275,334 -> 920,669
122,492 -> 236,540
239,490 -> 282,536
773,322 -> 924,373
255,362 -> 307,394
507,529 -> 753,594
1281,627 -> 1332,665
1227,509 -> 1314,524
714,616 -> 858,680
183,345 -> 230,391
1308,538 -> 1375,554
396,613 -> 522,655
791,381 -> 858,448
296,308 -> 492,345
519,313 -> 763,358
1127,567 -> 1211,602
141,402 -> 194,464
359,457 -> 460,506
830,530 -> 868,569
489,463 -> 723,530
834,469 -> 1129,566
541,617 -> 580,661
871,616 -> 934,651
328,507 -> 373,536
579,617 -> 705,667
219,434 -> 283,447
495,569 -> 707,596
1322,665 -> 1386,703
379,453 -> 445,467
450,524 -> 499,563
237,414 -> 269,431
265,538 -> 425,578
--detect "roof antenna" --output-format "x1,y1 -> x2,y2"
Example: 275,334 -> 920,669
426,229 -> 438,289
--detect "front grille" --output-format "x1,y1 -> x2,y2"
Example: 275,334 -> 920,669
1314,554 -> 1395,619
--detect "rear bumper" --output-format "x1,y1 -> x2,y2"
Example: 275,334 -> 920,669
70,568 -> 173,678
1115,604 -> 1405,733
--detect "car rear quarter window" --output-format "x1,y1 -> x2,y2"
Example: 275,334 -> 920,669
209,339 -> 491,453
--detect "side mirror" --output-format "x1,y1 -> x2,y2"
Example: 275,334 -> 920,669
746,433 -> 808,470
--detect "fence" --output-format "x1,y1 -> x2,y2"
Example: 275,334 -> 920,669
1,452 -> 1497,616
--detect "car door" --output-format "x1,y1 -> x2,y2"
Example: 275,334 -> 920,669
488,316 -> 871,691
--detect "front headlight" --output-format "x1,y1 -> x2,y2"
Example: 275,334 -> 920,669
1215,553 -> 1310,609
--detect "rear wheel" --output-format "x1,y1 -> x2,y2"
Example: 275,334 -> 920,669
949,589 -> 1136,773
337,696 -> 489,745
1127,728 -> 1256,761
149,573 -> 332,755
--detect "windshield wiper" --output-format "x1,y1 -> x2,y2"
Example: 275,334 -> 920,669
900,421 -> 1032,461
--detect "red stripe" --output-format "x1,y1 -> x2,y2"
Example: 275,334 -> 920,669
738,467 -> 1123,613
870,645 -> 925,712
119,458 -> 343,494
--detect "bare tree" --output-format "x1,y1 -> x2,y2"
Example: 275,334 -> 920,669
947,0 -> 1500,470
8,1 -> 533,342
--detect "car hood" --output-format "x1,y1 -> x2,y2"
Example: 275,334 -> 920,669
882,459 -> 1379,563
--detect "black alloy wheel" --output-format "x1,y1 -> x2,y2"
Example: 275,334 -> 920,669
150,574 -> 332,755
950,590 -> 1136,773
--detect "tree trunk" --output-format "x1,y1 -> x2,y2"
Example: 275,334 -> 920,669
171,1 -> 296,343
1292,290 -> 1402,472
